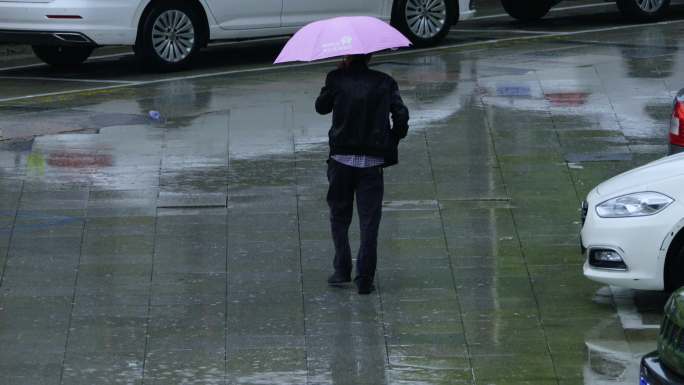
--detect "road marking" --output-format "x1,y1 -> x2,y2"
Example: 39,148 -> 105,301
451,28 -> 556,34
0,75 -> 138,84
0,62 -> 49,72
0,84 -> 127,103
472,2 -> 615,20
1,17 -> 684,104
0,51 -> 138,72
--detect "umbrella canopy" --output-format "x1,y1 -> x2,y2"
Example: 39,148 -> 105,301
274,16 -> 411,64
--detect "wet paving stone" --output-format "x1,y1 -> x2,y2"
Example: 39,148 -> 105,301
2,16 -> 684,384
227,347 -> 307,385
62,351 -> 144,385
157,192 -> 228,208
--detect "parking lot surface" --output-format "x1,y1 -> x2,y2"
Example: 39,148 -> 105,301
1,2 -> 683,384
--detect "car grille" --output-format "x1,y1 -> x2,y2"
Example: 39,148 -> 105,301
581,201 -> 588,226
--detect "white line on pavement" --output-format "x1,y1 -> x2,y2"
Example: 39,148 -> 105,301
0,52 -> 137,72
1,17 -> 683,104
0,84 -> 133,103
451,28 -> 557,34
0,62 -> 48,72
0,60 -> 341,103
0,75 -> 138,84
472,2 -> 614,20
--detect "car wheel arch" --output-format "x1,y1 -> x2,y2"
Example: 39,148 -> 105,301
135,0 -> 211,48
662,220 -> 684,291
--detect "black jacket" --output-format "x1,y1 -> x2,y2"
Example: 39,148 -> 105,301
315,64 -> 409,167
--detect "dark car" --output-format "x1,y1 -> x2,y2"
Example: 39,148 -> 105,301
641,288 -> 684,384
670,89 -> 684,155
501,0 -> 676,22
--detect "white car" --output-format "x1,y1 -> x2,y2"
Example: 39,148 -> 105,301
582,153 -> 684,291
0,0 -> 475,70
501,0 -> 681,22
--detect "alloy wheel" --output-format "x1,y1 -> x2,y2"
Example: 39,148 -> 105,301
152,10 -> 195,63
405,0 -> 448,39
636,0 -> 664,12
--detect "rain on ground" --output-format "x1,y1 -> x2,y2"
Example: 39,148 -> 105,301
1,3 -> 684,385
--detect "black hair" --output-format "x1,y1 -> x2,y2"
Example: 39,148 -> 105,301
340,54 -> 372,69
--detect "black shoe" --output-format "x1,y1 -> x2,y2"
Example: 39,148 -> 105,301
355,277 -> 375,295
327,271 -> 351,286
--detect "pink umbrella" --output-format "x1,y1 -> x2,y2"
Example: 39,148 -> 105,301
274,16 -> 411,64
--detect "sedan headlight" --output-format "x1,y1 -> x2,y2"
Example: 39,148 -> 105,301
596,192 -> 674,218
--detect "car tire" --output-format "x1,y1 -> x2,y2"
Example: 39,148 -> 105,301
135,1 -> 202,71
500,0 -> 551,22
665,242 -> 684,291
616,0 -> 670,21
393,0 -> 455,47
31,45 -> 94,68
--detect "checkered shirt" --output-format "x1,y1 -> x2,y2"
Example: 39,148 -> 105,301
331,154 -> 384,168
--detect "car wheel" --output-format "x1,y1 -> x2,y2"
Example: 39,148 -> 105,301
500,0 -> 551,22
135,1 -> 202,71
31,45 -> 94,68
616,0 -> 670,21
666,242 -> 684,291
393,0 -> 454,47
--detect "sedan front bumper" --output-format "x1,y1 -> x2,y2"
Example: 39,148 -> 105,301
580,189 -> 681,290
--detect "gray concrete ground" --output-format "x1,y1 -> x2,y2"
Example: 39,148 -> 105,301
0,4 -> 684,385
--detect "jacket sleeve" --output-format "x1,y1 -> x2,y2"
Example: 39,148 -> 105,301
390,80 -> 409,139
315,73 -> 335,115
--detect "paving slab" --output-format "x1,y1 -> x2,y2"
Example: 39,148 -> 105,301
0,17 -> 682,385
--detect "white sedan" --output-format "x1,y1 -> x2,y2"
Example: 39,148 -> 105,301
0,0 -> 475,70
582,153 -> 684,291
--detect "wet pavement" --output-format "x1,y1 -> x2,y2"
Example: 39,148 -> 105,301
1,3 -> 684,385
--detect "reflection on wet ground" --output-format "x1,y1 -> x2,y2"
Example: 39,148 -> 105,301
0,19 -> 683,385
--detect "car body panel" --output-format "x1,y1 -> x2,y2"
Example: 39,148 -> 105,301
0,0 -> 475,46
0,0 -> 141,45
281,0 -> 386,27
596,156 -> 684,197
208,0 -> 282,30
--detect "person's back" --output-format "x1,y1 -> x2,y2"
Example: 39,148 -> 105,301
315,57 -> 409,166
315,54 -> 409,294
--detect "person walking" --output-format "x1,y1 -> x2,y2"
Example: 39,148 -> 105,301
315,54 -> 409,295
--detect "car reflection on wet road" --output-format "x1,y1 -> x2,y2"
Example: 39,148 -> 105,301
1,3 -> 684,385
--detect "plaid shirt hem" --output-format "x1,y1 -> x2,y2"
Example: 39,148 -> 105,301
331,154 -> 384,168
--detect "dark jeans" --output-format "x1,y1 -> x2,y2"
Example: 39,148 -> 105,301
326,159 -> 384,282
